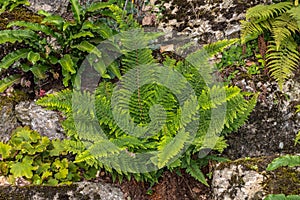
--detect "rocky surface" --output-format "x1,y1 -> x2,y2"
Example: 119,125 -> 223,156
0,181 -> 124,200
0,96 -> 20,142
0,97 -> 65,142
211,156 -> 300,199
151,0 -> 274,44
14,101 -> 65,140
27,0 -> 69,15
224,77 -> 300,160
212,164 -> 265,199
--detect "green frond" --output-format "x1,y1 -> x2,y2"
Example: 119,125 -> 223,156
157,130 -> 191,168
241,20 -> 272,44
266,38 -> 300,89
245,2 -> 292,22
41,15 -> 65,31
36,89 -> 73,114
203,38 -> 239,57
288,6 -> 300,28
185,160 -> 209,186
272,13 -> 299,50
222,93 -> 258,134
108,4 -> 140,30
7,21 -> 55,36
0,49 -> 30,69
0,74 -> 21,93
69,31 -> 94,41
86,1 -> 112,12
122,48 -> 156,70
71,41 -> 102,57
70,0 -> 82,24
0,30 -> 38,44
59,54 -> 76,74
266,155 -> 300,171
185,49 -> 214,86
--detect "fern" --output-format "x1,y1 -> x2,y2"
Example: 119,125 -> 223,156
203,38 -> 239,57
36,89 -> 72,114
245,2 -> 292,22
241,1 -> 300,89
272,13 -> 299,50
266,38 -> 300,89
38,29 -> 257,185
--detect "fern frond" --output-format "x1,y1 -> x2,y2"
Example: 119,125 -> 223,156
71,41 -> 102,57
185,49 -> 214,86
266,38 -> 300,89
204,38 -> 239,57
109,4 -> 140,30
185,160 -> 209,186
245,2 -> 293,22
266,155 -> 300,171
0,49 -> 30,69
272,13 -> 299,50
7,21 -> 55,36
0,30 -> 38,44
241,20 -> 272,44
157,130 -> 191,168
70,0 -> 82,24
86,1 -> 112,12
222,93 -> 258,134
0,74 -> 21,93
288,6 -> 300,28
36,89 -> 73,114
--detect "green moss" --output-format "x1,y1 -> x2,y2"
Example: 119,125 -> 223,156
0,7 -> 43,30
0,90 -> 29,106
264,167 -> 300,195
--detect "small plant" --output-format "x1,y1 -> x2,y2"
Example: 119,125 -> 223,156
264,194 -> 300,200
241,0 -> 300,89
215,41 -> 256,70
0,0 -> 138,92
0,126 -> 98,185
0,0 -> 29,15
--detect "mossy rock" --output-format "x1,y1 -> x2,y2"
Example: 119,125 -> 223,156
0,91 -> 29,142
0,7 -> 43,30
212,155 -> 300,199
0,181 -> 124,200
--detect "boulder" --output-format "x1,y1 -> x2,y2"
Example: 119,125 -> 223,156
14,101 -> 65,140
0,96 -> 20,142
0,181 -> 124,200
211,156 -> 300,199
27,0 -> 69,15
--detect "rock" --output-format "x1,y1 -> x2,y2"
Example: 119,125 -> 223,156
0,181 -> 125,200
155,0 -> 274,44
211,156 -> 300,199
27,0 -> 69,15
15,101 -> 65,140
0,96 -> 20,143
224,78 -> 300,159
212,164 -> 265,199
